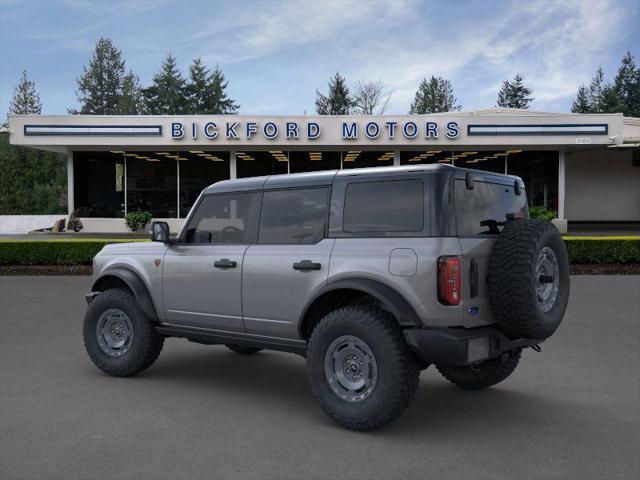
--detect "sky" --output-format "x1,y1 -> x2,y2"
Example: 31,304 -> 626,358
0,0 -> 638,117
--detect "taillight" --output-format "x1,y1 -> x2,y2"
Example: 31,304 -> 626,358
438,256 -> 461,305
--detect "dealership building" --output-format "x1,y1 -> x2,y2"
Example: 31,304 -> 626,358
7,109 -> 640,233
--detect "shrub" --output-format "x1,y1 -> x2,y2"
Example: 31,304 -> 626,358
0,239 -> 148,265
563,237 -> 640,264
67,210 -> 83,232
529,206 -> 557,221
125,211 -> 153,232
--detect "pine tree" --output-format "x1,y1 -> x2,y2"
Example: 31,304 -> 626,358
315,73 -> 353,115
186,58 -> 209,114
116,71 -> 144,114
143,53 -> 188,114
409,76 -> 460,114
207,65 -> 239,114
571,85 -> 591,113
587,67 -> 607,112
8,70 -> 42,116
75,37 -> 126,114
496,74 -> 534,109
185,59 -> 239,114
613,51 -> 640,117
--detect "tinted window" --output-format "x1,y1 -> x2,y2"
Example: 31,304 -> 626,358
259,188 -> 329,244
184,193 -> 255,244
455,180 -> 528,236
343,180 -> 424,233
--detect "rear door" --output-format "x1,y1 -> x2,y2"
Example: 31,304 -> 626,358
242,187 -> 333,339
455,177 -> 528,328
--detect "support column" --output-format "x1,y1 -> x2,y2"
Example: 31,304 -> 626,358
555,149 -> 568,234
393,151 -> 401,167
66,149 -> 74,216
176,158 -> 180,218
230,150 -> 237,179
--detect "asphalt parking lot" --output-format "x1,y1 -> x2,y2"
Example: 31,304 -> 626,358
1,275 -> 638,480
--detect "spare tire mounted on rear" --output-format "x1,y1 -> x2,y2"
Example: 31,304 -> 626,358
488,219 -> 570,340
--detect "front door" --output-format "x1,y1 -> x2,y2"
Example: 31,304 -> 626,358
162,192 -> 259,332
242,187 -> 333,339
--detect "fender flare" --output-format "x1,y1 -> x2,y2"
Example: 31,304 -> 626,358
92,267 -> 158,321
299,278 -> 422,329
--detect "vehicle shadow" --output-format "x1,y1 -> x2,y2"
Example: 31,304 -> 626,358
119,342 -> 584,437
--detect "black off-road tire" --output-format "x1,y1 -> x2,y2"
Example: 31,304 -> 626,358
225,344 -> 263,355
306,305 -> 419,431
437,349 -> 522,390
488,219 -> 570,340
83,287 -> 164,377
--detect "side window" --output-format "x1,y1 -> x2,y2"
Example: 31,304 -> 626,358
343,179 -> 424,233
184,193 -> 255,244
259,188 -> 329,244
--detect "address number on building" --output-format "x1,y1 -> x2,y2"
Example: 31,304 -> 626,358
576,137 -> 592,144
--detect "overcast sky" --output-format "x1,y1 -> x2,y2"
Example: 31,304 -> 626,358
1,0 -> 638,117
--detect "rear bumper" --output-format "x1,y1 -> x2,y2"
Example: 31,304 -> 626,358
403,326 -> 541,367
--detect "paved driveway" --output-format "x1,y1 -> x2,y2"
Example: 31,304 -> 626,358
0,276 -> 638,480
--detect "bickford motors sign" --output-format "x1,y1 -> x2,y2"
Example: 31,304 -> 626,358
171,119 -> 461,141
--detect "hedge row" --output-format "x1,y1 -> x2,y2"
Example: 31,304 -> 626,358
0,237 -> 639,266
0,239 -> 149,266
563,237 -> 640,264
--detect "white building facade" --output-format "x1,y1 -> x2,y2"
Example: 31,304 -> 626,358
8,109 -> 640,233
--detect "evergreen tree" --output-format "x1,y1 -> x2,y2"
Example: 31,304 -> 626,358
571,85 -> 591,113
613,51 -> 640,117
185,59 -> 239,114
143,53 -> 188,114
409,76 -> 460,114
315,73 -> 353,115
116,71 -> 144,115
587,67 -> 607,112
207,65 -> 239,114
75,37 -> 126,114
8,70 -> 42,116
496,73 -> 534,109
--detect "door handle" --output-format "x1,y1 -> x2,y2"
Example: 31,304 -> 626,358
214,258 -> 237,269
293,260 -> 321,271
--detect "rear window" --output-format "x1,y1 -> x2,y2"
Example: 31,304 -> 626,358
343,180 -> 424,233
455,179 -> 528,236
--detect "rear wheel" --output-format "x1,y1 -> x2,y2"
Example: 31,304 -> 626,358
83,288 -> 164,377
225,344 -> 263,355
437,349 -> 521,390
306,305 -> 419,431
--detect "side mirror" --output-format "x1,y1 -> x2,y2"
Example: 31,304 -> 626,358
150,221 -> 170,243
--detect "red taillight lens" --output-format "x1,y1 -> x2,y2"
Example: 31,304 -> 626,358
438,256 -> 461,305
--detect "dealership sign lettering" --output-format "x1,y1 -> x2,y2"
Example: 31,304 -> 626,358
170,120 -> 460,141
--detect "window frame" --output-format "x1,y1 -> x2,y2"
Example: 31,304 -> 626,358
257,186 -> 332,245
177,191 -> 261,245
329,173 -> 431,238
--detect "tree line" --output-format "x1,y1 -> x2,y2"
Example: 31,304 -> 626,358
1,37 -> 638,216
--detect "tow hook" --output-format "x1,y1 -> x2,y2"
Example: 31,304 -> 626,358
530,344 -> 542,353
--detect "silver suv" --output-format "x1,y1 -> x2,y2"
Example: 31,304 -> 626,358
84,164 -> 570,430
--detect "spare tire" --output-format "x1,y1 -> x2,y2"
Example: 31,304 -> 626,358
488,219 -> 570,340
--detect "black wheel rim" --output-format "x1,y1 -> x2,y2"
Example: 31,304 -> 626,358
96,308 -> 134,357
324,335 -> 378,402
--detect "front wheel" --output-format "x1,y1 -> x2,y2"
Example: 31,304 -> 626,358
306,305 -> 419,431
437,349 -> 522,390
83,288 -> 164,377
